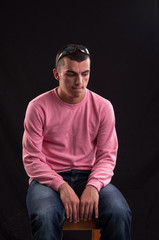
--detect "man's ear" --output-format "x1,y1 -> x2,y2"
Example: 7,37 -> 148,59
53,68 -> 60,81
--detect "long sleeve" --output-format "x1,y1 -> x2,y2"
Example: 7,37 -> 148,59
22,102 -> 66,192
86,101 -> 118,191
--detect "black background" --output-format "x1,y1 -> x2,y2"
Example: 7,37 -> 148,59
0,1 -> 158,239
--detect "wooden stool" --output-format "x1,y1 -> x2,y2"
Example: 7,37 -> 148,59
63,219 -> 100,240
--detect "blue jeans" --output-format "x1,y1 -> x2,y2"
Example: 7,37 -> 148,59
26,170 -> 131,240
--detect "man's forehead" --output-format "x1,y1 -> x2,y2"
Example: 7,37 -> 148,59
63,57 -> 90,71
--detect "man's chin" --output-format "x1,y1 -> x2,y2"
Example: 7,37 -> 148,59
70,90 -> 85,101
72,87 -> 83,92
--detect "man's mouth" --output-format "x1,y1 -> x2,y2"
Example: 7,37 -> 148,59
72,87 -> 83,89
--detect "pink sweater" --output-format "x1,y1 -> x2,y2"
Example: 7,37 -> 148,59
22,88 -> 118,192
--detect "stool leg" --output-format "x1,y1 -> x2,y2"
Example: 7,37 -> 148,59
92,229 -> 100,240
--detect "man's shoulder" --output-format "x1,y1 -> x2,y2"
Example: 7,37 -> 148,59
26,89 -> 56,115
87,90 -> 115,120
30,89 -> 54,105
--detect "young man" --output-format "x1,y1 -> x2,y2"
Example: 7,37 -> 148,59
23,44 -> 131,240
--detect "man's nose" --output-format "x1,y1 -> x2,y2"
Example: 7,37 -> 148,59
75,74 -> 83,85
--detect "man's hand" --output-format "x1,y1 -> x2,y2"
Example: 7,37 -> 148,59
80,185 -> 99,221
58,183 -> 80,223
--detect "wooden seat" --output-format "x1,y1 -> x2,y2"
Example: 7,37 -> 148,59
63,219 -> 100,240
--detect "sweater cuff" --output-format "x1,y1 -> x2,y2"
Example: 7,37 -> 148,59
49,178 -> 66,192
86,179 -> 103,192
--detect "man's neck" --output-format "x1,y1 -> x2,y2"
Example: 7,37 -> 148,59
56,88 -> 86,104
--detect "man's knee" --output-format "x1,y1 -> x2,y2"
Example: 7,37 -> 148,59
108,199 -> 131,222
99,184 -> 132,223
30,205 -> 65,226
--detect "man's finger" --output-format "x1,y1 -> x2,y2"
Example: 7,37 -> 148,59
94,202 -> 98,219
83,203 -> 89,221
77,203 -> 80,222
88,203 -> 93,220
72,203 -> 78,223
80,202 -> 84,221
64,203 -> 69,220
68,204 -> 73,222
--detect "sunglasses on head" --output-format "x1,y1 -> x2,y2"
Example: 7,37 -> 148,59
56,45 -> 90,66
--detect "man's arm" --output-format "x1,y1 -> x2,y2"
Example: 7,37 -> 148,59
87,101 -> 118,191
22,102 -> 66,191
79,101 -> 118,221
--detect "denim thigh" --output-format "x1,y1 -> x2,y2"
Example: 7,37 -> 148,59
98,183 -> 131,217
26,179 -> 65,226
98,183 -> 132,239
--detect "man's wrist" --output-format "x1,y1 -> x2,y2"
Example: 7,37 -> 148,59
58,182 -> 68,193
86,184 -> 98,192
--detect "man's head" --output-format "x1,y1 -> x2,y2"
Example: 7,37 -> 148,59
55,44 -> 90,69
53,44 -> 91,104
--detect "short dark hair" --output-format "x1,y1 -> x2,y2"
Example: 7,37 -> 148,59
55,44 -> 90,68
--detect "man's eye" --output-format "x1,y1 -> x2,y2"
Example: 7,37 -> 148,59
66,72 -> 75,76
82,72 -> 89,77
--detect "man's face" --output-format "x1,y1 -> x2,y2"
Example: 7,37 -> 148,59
53,57 -> 90,104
